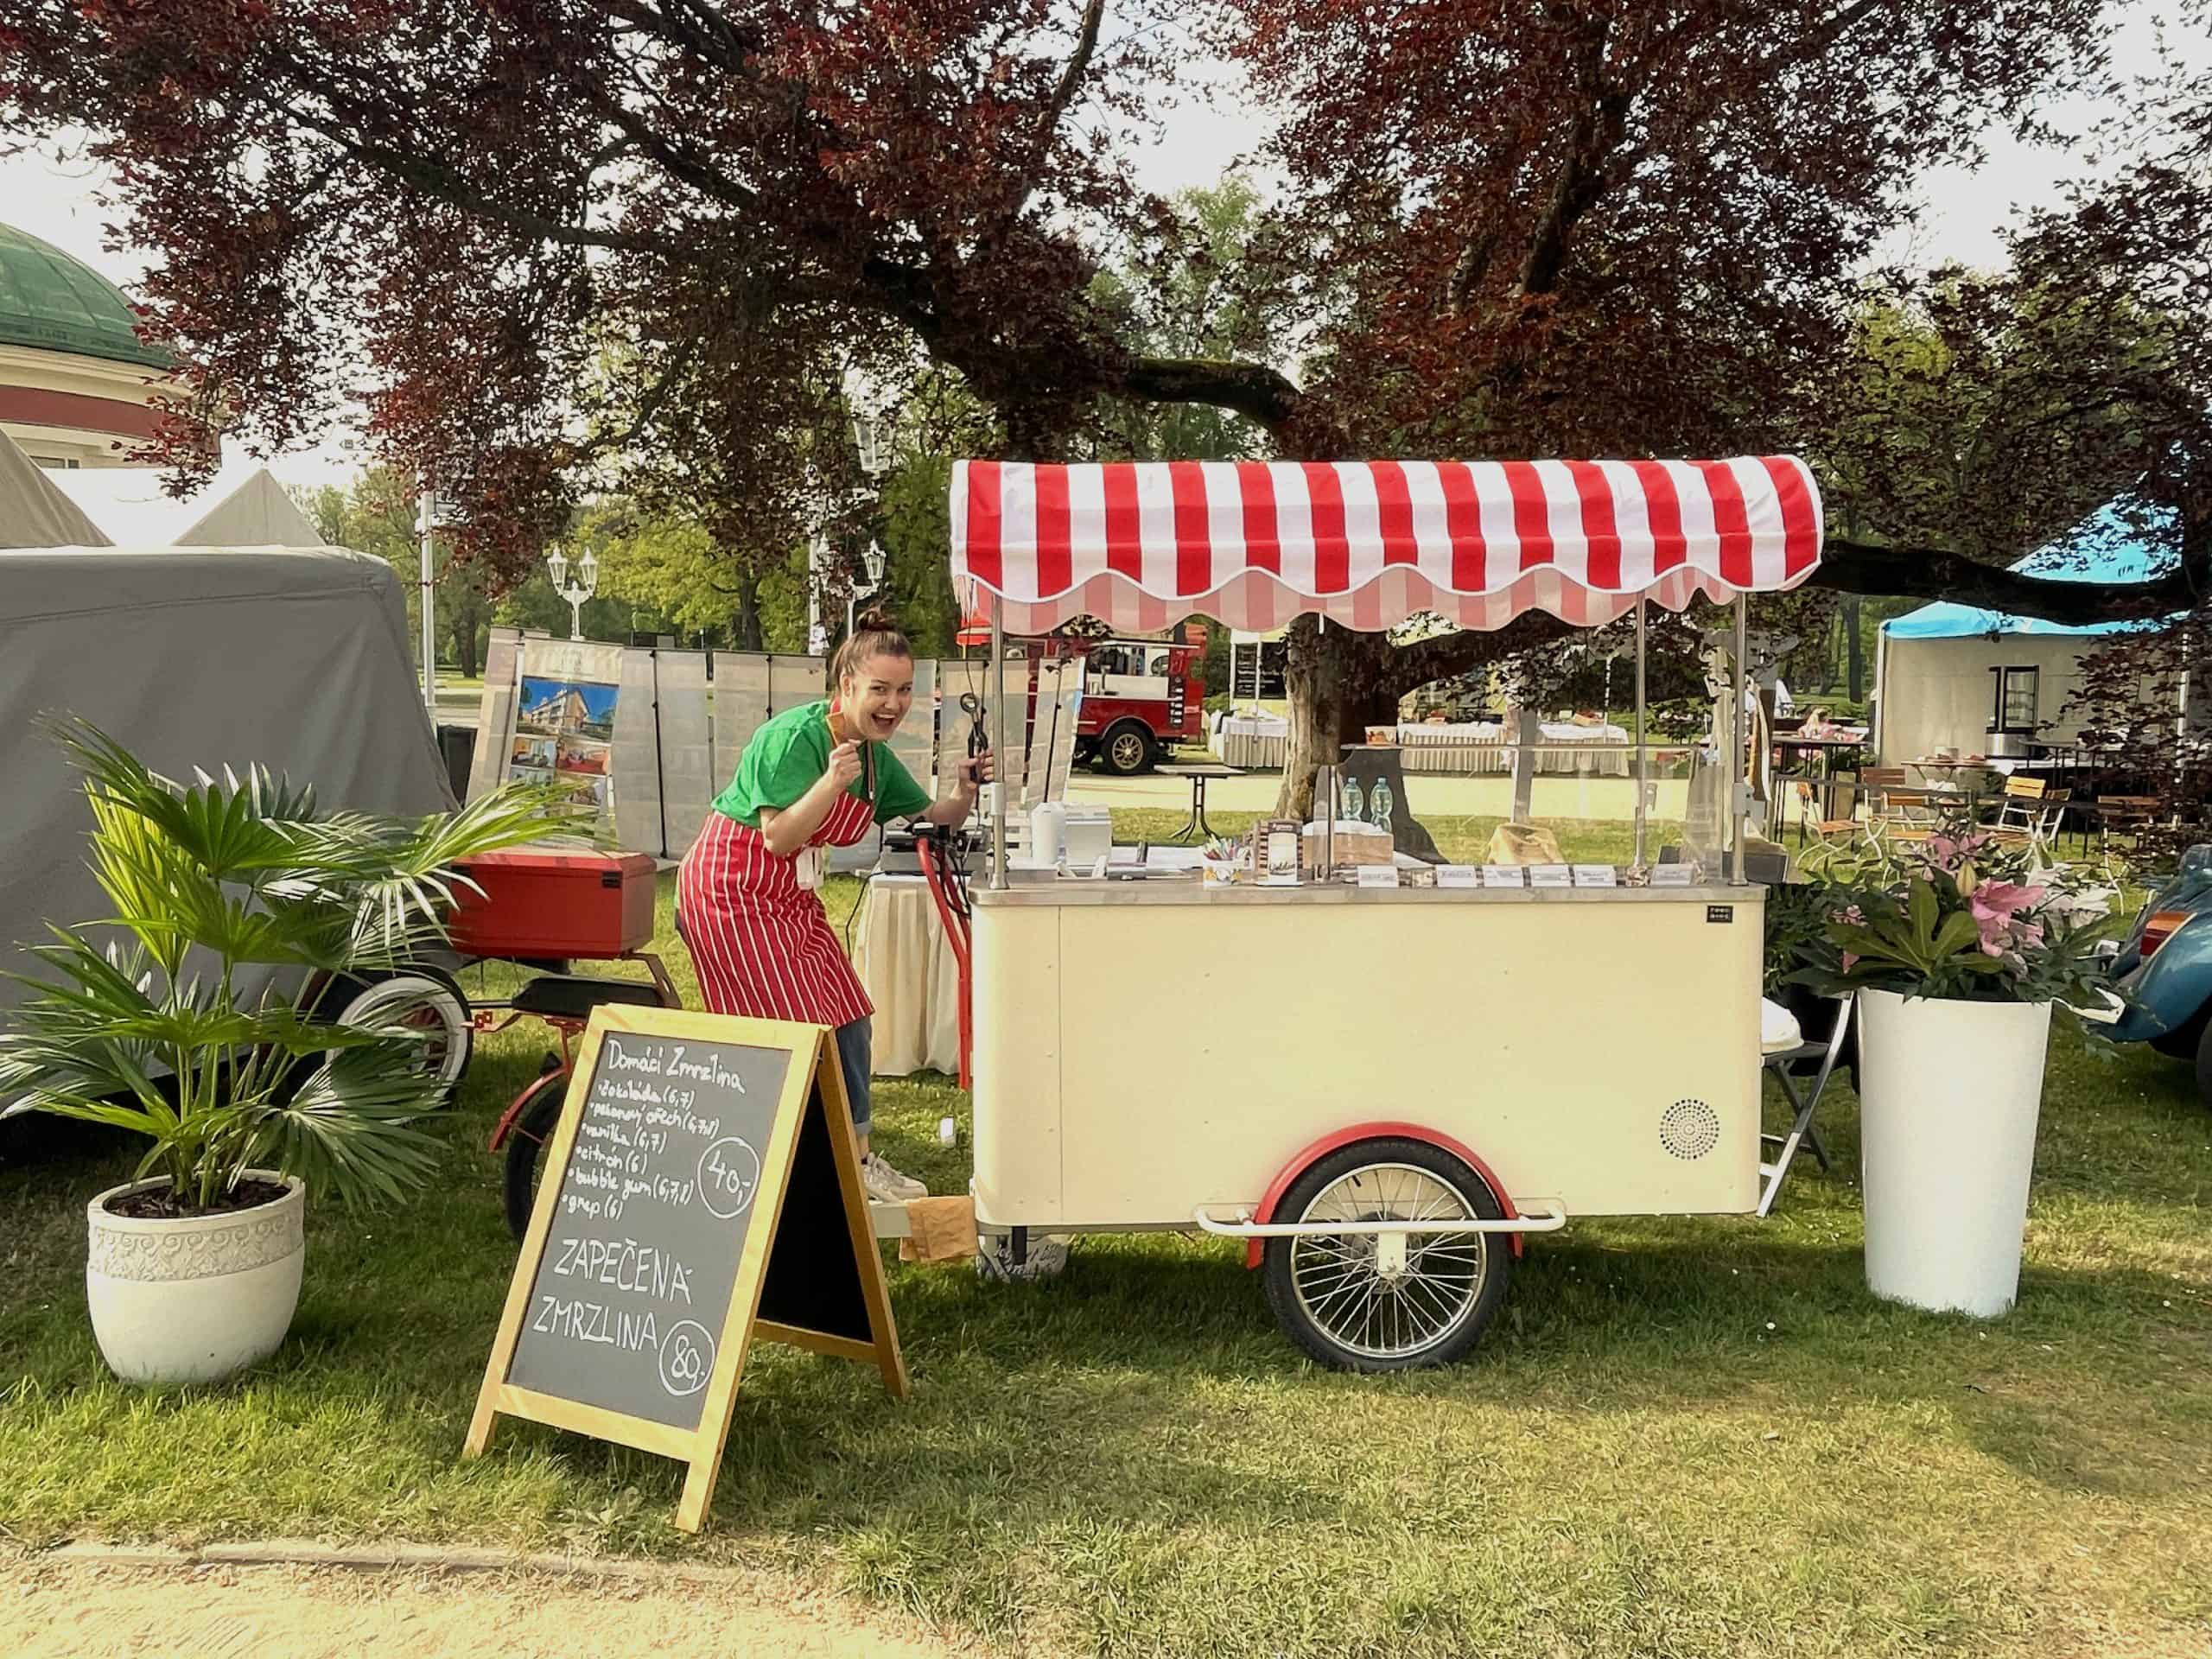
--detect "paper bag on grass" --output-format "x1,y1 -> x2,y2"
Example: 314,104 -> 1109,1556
1484,823 -> 1564,866
899,1196 -> 978,1263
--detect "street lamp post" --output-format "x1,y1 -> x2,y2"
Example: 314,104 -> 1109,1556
843,402 -> 893,640
846,540 -> 889,640
545,545 -> 598,641
415,474 -> 438,715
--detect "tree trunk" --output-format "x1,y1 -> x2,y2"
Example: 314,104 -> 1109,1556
452,589 -> 486,679
1274,620 -> 1403,819
1845,595 -> 1864,702
733,575 -> 764,652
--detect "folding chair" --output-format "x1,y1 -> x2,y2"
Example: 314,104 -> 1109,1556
1989,774 -> 2046,836
1758,995 -> 1853,1217
1862,767 -> 1936,839
2097,795 -> 2161,851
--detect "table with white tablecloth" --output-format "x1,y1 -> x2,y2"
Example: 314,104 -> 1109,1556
852,874 -> 963,1077
1211,712 -> 1289,768
1211,712 -> 1630,775
1395,721 -> 1631,776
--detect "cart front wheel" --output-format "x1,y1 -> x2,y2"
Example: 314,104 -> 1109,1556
1261,1137 -> 1513,1371
503,1069 -> 569,1241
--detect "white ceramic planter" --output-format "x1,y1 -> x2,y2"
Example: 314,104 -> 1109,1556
1857,988 -> 2052,1318
86,1171 -> 306,1384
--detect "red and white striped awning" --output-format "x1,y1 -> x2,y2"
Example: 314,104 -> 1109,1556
951,456 -> 1821,635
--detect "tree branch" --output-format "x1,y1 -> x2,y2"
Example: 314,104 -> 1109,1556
1043,0 -> 1109,141
1752,0 -> 1886,79
1815,537 -> 2203,624
1389,610 -> 1580,688
1362,530 -> 2208,702
1516,18 -> 1633,296
1116,354 -> 1310,439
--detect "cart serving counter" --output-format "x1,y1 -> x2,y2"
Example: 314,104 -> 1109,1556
950,457 -> 1823,1369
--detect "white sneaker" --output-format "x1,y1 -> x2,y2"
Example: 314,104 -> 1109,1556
861,1154 -> 928,1204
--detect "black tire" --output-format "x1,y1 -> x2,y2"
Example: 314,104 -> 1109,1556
503,1066 -> 569,1241
1100,721 -> 1156,776
289,965 -> 474,1108
1260,1137 -> 1514,1372
2150,1006 -> 2209,1060
2196,1017 -> 2212,1112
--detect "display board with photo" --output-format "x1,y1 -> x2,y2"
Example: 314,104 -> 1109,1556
512,672 -> 620,823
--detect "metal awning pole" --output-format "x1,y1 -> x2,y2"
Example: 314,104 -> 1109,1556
989,594 -> 1008,890
1731,594 -> 1749,885
1632,600 -> 1649,876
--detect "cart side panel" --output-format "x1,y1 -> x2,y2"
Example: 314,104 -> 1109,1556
1036,895 -> 1761,1224
970,906 -> 1065,1222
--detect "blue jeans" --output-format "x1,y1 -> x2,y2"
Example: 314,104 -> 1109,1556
835,1017 -> 873,1140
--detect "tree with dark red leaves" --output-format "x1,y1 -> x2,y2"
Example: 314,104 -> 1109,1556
3,0 -> 2204,817
1214,0 -> 2212,798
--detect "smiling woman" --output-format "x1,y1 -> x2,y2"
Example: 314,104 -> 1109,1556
674,608 -> 994,1206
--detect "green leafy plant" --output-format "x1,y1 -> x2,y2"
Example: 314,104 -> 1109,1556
0,720 -> 582,1212
1762,880 -> 1834,995
1792,822 -> 2124,1012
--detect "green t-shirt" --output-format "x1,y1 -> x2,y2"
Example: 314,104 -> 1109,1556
711,700 -> 933,830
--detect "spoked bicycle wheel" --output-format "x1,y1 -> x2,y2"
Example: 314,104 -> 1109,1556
1261,1137 -> 1513,1371
501,1070 -> 569,1241
325,968 -> 474,1103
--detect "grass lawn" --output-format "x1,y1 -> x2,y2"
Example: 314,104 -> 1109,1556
3,869 -> 2209,1657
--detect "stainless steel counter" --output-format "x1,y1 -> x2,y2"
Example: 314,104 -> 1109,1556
973,873 -> 1760,907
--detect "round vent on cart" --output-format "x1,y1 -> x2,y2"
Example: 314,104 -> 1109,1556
1659,1098 -> 1720,1160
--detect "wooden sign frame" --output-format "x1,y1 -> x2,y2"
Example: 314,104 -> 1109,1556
464,1006 -> 907,1532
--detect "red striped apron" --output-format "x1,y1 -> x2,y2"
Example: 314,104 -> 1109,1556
677,788 -> 877,1026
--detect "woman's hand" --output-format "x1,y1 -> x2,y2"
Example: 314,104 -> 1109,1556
921,748 -> 993,830
827,740 -> 863,793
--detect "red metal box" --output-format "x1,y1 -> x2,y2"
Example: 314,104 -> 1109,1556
447,849 -> 658,960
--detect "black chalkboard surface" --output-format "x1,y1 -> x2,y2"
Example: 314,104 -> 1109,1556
465,1007 -> 906,1532
504,1029 -> 790,1429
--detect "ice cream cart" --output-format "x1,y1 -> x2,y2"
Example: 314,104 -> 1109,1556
950,456 -> 1822,1369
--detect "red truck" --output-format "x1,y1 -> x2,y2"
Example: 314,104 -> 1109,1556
1025,635 -> 1207,774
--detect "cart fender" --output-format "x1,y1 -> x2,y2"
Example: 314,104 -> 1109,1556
1243,1122 -> 1524,1268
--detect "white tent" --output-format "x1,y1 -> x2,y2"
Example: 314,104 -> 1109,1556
49,458 -> 324,548
1874,508 -> 2177,764
0,430 -> 112,549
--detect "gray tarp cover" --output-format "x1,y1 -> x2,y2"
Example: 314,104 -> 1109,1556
0,546 -> 455,1013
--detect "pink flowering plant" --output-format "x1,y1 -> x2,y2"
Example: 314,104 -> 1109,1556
1791,820 -> 2123,1007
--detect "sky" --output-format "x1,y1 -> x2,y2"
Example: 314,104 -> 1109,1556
3,7 -> 2201,494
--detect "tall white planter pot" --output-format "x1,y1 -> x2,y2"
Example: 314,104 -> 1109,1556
86,1172 -> 306,1384
1857,988 -> 2052,1318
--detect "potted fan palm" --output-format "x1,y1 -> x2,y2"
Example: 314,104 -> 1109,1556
0,720 -> 575,1384
1794,823 -> 2120,1317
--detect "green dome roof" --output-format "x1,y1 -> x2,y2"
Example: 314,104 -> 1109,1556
0,223 -> 172,370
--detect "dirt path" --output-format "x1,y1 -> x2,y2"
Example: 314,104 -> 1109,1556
8,1558 -> 1014,1658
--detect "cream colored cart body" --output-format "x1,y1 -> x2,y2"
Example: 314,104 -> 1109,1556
947,455 -> 1824,1370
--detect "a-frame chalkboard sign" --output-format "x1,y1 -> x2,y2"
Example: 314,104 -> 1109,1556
464,1006 -> 906,1532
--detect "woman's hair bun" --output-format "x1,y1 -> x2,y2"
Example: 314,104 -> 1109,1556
834,605 -> 913,680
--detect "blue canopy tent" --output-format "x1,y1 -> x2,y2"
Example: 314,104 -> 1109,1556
1874,507 -> 2179,763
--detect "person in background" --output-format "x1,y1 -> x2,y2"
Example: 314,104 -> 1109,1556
677,609 -> 992,1205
